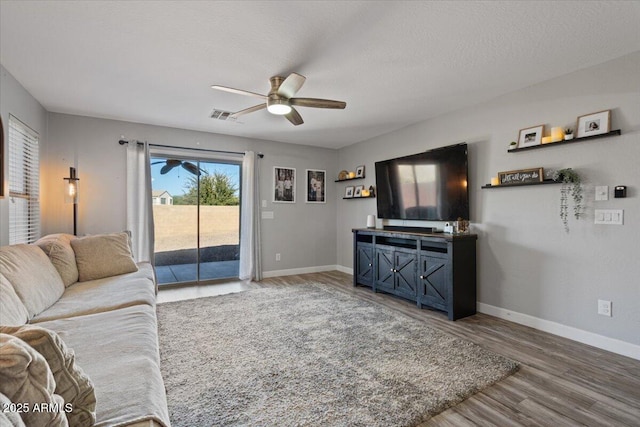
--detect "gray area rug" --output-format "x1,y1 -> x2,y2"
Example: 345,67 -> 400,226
157,284 -> 518,426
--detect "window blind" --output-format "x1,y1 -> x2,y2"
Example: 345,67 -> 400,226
8,115 -> 40,244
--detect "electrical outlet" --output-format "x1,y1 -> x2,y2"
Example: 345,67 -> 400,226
597,299 -> 612,317
275,253 -> 281,262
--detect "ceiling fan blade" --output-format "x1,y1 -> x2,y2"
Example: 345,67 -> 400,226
210,85 -> 266,100
160,164 -> 178,175
231,103 -> 267,118
285,107 -> 304,126
181,162 -> 202,176
277,73 -> 306,98
290,98 -> 346,109
159,159 -> 182,174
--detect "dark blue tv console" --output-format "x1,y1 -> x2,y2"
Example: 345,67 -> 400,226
353,228 -> 477,321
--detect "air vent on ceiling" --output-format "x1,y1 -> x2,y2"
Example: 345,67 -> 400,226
210,109 -> 238,122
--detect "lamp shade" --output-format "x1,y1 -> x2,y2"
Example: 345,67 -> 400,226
63,167 -> 79,204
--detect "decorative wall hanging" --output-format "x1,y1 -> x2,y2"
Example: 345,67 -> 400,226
306,169 -> 326,203
274,166 -> 296,203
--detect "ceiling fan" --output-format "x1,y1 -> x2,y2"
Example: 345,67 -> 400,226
211,73 -> 346,126
151,159 -> 204,176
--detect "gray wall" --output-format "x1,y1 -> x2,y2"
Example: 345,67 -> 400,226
337,52 -> 640,346
0,65 -> 48,246
42,113 -> 338,274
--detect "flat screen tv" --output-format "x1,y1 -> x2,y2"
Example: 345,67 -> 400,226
375,143 -> 469,221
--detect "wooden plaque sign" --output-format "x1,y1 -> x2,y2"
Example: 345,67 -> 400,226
498,168 -> 544,185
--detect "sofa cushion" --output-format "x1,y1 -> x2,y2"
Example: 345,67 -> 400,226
1,325 -> 96,427
0,244 -> 65,319
37,305 -> 171,427
0,334 -> 69,427
31,262 -> 156,323
35,234 -> 79,287
0,391 -> 27,427
71,232 -> 138,282
0,273 -> 29,326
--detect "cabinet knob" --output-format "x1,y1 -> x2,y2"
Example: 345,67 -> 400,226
368,263 -> 373,267
419,275 -> 425,279
390,268 -> 394,272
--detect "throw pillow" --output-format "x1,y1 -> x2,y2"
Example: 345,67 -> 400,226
71,232 -> 138,281
0,273 -> 29,326
0,334 -> 69,427
35,234 -> 79,287
0,245 -> 65,319
0,391 -> 27,427
0,326 -> 96,427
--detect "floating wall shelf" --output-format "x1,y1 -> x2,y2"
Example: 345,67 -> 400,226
335,177 -> 365,183
481,180 -> 561,189
343,195 -> 376,200
508,129 -> 621,153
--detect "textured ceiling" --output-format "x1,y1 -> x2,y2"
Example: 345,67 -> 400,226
1,1 -> 639,149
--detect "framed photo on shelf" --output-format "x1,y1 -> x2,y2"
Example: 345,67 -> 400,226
355,165 -> 365,178
306,169 -> 326,203
518,124 -> 544,148
576,110 -> 610,138
354,185 -> 364,197
273,166 -> 296,203
344,186 -> 354,198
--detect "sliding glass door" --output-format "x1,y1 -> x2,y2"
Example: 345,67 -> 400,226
150,154 -> 241,286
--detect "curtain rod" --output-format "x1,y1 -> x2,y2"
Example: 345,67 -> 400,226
118,139 -> 264,158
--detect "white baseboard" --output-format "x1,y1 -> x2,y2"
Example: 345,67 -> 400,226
477,302 -> 640,361
262,265 -> 338,279
335,265 -> 353,275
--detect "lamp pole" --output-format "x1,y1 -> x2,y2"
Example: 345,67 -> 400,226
64,167 -> 79,235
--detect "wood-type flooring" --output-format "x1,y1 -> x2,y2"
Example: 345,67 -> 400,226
158,271 -> 640,426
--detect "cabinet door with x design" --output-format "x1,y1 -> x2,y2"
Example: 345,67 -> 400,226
417,252 -> 451,312
375,246 -> 418,299
355,242 -> 374,288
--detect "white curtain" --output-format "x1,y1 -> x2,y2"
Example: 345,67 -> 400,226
239,151 -> 262,280
126,141 -> 155,264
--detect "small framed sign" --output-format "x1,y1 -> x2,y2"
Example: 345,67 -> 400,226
498,168 -> 544,185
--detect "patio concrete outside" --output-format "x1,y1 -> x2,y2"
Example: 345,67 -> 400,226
153,205 -> 239,284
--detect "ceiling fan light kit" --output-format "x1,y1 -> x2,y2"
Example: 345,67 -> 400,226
211,72 -> 346,126
266,96 -> 292,115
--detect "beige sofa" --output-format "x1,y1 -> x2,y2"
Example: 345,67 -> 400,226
0,232 -> 170,427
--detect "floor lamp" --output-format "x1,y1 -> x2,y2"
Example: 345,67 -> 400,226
64,167 -> 79,235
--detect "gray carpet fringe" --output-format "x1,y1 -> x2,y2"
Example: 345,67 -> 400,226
157,284 -> 519,426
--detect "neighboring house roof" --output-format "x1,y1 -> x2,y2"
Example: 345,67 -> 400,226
152,190 -> 172,198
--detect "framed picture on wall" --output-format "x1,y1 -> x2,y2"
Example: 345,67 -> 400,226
517,124 -> 544,148
355,165 -> 365,178
306,169 -> 326,203
273,166 -> 296,203
354,185 -> 364,197
576,110 -> 610,138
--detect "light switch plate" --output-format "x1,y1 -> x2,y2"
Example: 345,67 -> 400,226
595,186 -> 608,201
594,209 -> 623,225
261,211 -> 274,219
